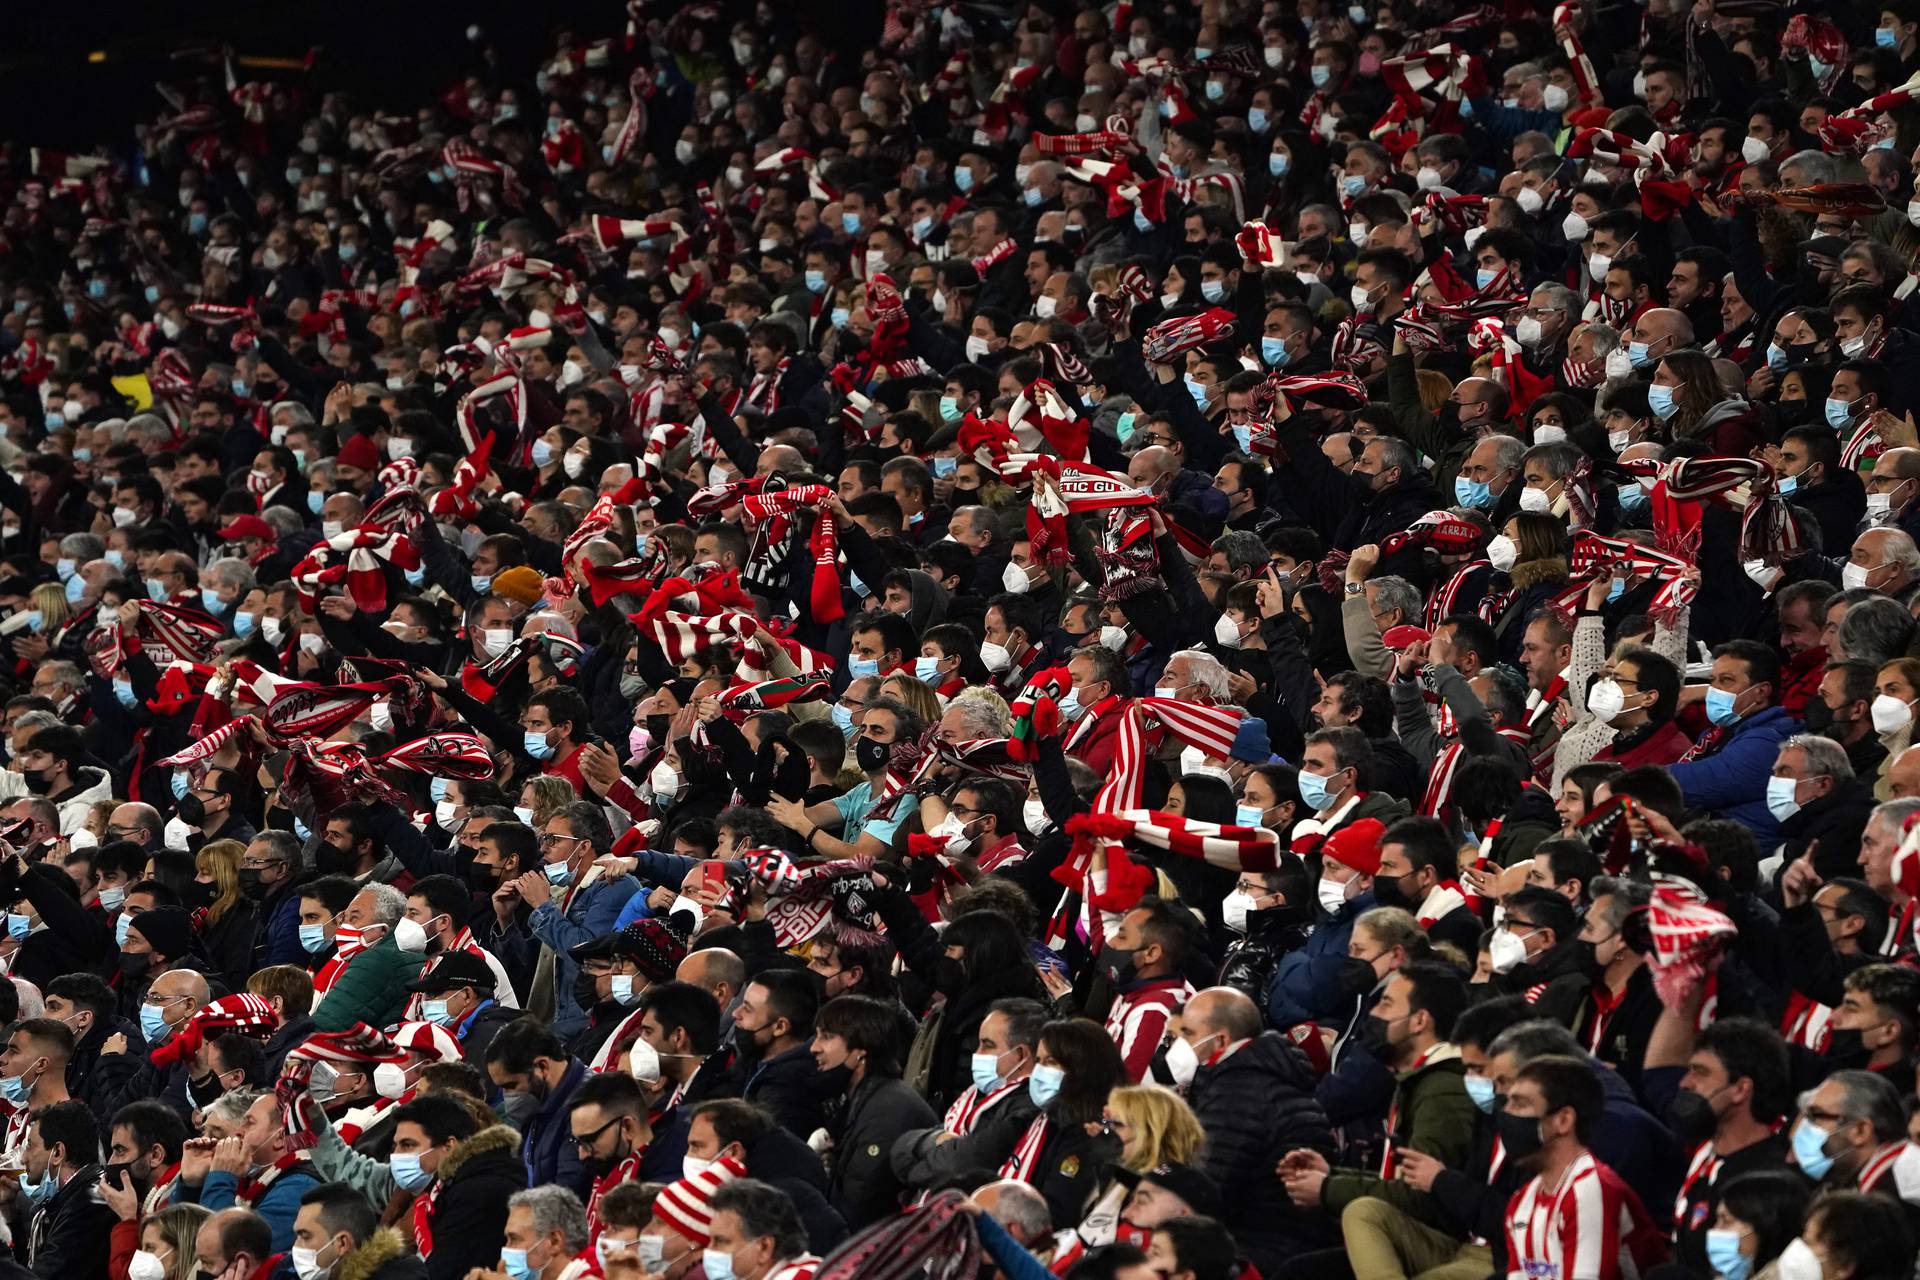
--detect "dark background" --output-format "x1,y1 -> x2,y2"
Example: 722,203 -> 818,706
0,0 -> 578,150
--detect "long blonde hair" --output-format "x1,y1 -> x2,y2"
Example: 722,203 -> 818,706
144,1204 -> 213,1280
195,840 -> 245,926
1107,1083 -> 1206,1172
29,582 -> 71,635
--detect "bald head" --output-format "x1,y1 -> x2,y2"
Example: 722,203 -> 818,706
107,802 -> 164,847
1181,986 -> 1264,1042
1127,445 -> 1179,490
675,947 -> 746,1003
1632,308 -> 1694,351
151,968 -> 209,1008
1875,447 -> 1920,483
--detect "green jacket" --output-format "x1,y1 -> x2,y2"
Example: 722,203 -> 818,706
312,936 -> 423,1033
1323,1044 -> 1476,1229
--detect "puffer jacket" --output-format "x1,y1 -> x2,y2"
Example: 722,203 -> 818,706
420,1125 -> 524,1280
1216,908 -> 1313,1006
1188,1033 -> 1339,1272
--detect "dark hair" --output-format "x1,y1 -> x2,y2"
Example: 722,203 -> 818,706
1809,1191 -> 1917,1280
1608,766 -> 1685,824
1516,1054 -> 1604,1143
709,1179 -> 808,1263
1155,1217 -> 1238,1280
34,1099 -> 99,1168
1036,1018 -> 1127,1127
692,1099 -> 774,1152
1532,837 -> 1601,895
110,1099 -> 188,1165
410,874 -> 470,924
639,981 -> 722,1056
748,968 -> 819,1040
1438,614 -> 1499,671
1381,817 -> 1453,876
298,1182 -> 378,1247
1397,960 -> 1469,1040
1713,639 -> 1780,700
45,973 -> 114,1023
299,874 -> 361,916
485,1016 -> 568,1072
1453,996 -> 1535,1054
942,910 -> 1045,997
1694,1017 -> 1791,1124
1502,886 -> 1578,949
1615,646 -> 1680,724
216,1209 -> 273,1268
390,1093 -> 481,1146
815,994 -> 910,1077
1718,1170 -> 1815,1270
568,1070 -> 646,1121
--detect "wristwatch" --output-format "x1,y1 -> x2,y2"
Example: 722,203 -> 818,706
1344,581 -> 1366,596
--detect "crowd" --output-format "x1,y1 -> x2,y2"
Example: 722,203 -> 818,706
14,0 -> 1920,1278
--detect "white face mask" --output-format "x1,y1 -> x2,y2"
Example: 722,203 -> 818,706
933,811 -> 974,855
1221,891 -> 1256,933
481,628 -> 514,657
1350,282 -> 1374,311
980,640 -> 1013,673
1518,486 -> 1553,514
1562,211 -> 1589,241
1873,693 -> 1914,735
298,633 -> 326,656
1485,535 -> 1518,572
1489,928 -> 1530,974
1001,560 -> 1034,594
1023,797 -> 1051,834
650,762 -> 681,799
1585,679 -> 1626,723
1212,613 -> 1245,649
1316,875 -> 1350,916
964,335 -> 990,363
1587,252 -> 1612,284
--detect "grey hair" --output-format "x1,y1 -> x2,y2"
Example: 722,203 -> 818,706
1586,876 -> 1652,931
1479,667 -> 1528,728
1781,149 -> 1839,186
126,415 -> 174,446
203,558 -> 257,595
270,401 -> 317,428
507,1187 -> 590,1256
1212,530 -> 1267,574
57,533 -> 104,561
13,711 -> 60,737
1487,1018 -> 1585,1065
1487,434 -> 1527,473
1824,1069 -> 1906,1143
1873,798 -> 1920,836
946,688 -> 1012,738
207,1087 -> 265,1129
1170,649 -> 1231,700
1875,528 -> 1920,576
261,508 -> 303,538
1531,283 -> 1581,315
554,800 -> 613,855
1582,322 -> 1621,359
252,830 -> 305,874
358,882 -> 408,928
1836,595 -> 1913,668
980,1179 -> 1053,1238
39,661 -> 84,694
1783,734 -> 1855,784
1369,576 -> 1423,624
92,418 -> 129,445
1520,441 -> 1583,480
1373,437 -> 1420,479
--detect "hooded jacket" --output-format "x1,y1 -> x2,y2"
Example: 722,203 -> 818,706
421,1125 -> 524,1280
336,1230 -> 427,1280
51,766 -> 113,836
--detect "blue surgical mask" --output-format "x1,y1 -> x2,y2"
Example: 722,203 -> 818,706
1704,685 -> 1743,727
1311,65 -> 1333,88
1767,343 -> 1789,373
1627,341 -> 1654,370
404,566 -> 427,587
87,279 -> 108,300
1464,1074 -> 1497,1113
1616,482 -> 1648,514
1475,267 -> 1498,290
971,1051 -> 1006,1093
21,611 -> 41,634
97,885 -> 125,912
1267,152 -> 1289,177
113,680 -> 138,710
848,656 -> 880,679
421,998 -> 455,1027
171,771 -> 190,801
1812,56 -> 1833,78
299,923 -> 331,954
842,211 -> 863,236
1791,1119 -> 1835,1180
430,777 -> 451,804
1297,770 -> 1333,810
912,216 -> 934,240
17,1168 -> 53,1207
1201,279 -> 1227,303
524,730 -> 556,760
1879,25 -> 1901,47
1134,208 -> 1155,233
531,440 -> 555,467
1116,412 -> 1138,445
543,861 -> 573,886
1340,173 -> 1366,199
500,1249 -> 536,1280
1778,472 -> 1799,495
931,455 -> 957,478
1705,1233 -> 1752,1280
307,490 -> 325,515
294,816 -> 312,841
64,575 -> 84,605
955,168 -> 976,193
1249,107 -> 1271,133
116,913 -> 133,948
145,578 -> 168,602
188,212 -> 209,235
1607,577 -> 1627,603
1646,383 -> 1678,420
1262,335 -> 1290,367
1232,424 -> 1252,453
830,307 -> 850,329
200,590 -> 225,617
1056,688 -> 1085,721
1235,804 -> 1265,828
805,269 -> 827,294
1184,375 -> 1209,407
4,914 -> 28,944
139,1003 -> 172,1044
1028,1062 -> 1065,1108
55,558 -> 76,582
390,1152 -> 434,1192
938,396 -> 962,423
1024,187 -> 1045,208
914,655 -> 943,682
830,703 -> 857,739
1454,476 -> 1494,510
1825,396 -> 1857,430
471,574 -> 494,595
848,571 -> 867,599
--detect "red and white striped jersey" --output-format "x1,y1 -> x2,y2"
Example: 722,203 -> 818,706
1105,975 -> 1193,1082
1505,1151 -> 1653,1280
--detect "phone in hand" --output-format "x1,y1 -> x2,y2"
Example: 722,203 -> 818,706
700,860 -> 727,898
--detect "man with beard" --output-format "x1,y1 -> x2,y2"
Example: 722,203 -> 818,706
485,1016 -> 591,1198
569,1071 -> 676,1239
729,970 -> 827,1141
101,1099 -> 188,1224
1667,248 -> 1731,346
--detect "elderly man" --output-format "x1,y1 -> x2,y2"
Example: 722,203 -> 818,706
311,883 -> 422,1032
1842,527 -> 1920,607
1622,308 -> 1695,374
186,1092 -> 321,1252
194,1209 -> 277,1280
1453,434 -> 1525,519
1865,446 -> 1920,539
494,1186 -> 592,1280
92,966 -> 208,1122
1769,735 -> 1876,881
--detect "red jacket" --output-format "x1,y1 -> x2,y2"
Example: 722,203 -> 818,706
1595,720 -> 1694,770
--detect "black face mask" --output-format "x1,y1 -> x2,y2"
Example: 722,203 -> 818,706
1775,401 -> 1814,430
1370,872 -> 1415,911
1356,1013 -> 1399,1058
1665,1088 -> 1719,1147
572,970 -> 603,1013
930,955 -> 967,996
1336,956 -> 1379,1000
314,845 -> 354,877
118,951 -> 153,979
1824,1028 -> 1870,1069
854,737 -> 891,773
1780,340 -> 1821,368
176,794 -> 207,826
238,867 -> 267,899
1800,699 -> 1836,735
645,715 -> 671,745
463,863 -> 501,897
1495,1110 -> 1545,1163
20,769 -> 51,796
1102,945 -> 1137,988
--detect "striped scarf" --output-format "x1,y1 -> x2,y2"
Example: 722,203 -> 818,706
814,1190 -> 980,1280
1420,727 -> 1531,820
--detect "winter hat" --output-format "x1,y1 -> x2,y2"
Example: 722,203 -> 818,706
219,515 -> 277,543
491,565 -> 546,606
337,433 -> 380,472
1322,818 -> 1385,877
611,918 -> 688,982
1228,716 -> 1272,764
387,1021 -> 463,1063
652,1155 -> 747,1246
128,905 -> 194,962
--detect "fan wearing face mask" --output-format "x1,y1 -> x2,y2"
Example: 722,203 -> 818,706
1484,887 -> 1589,1020
16,1099 -> 116,1276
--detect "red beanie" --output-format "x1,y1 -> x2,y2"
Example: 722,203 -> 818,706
337,434 -> 380,472
1323,817 -> 1385,877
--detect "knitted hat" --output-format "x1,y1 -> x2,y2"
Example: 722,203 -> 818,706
1228,716 -> 1271,764
219,514 -> 277,543
612,917 -> 688,982
129,905 -> 193,962
652,1155 -> 747,1246
1322,818 -> 1385,877
491,565 -> 546,605
337,434 -> 380,472
387,1021 -> 463,1063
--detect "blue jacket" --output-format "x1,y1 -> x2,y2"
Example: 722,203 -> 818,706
527,871 -> 640,1038
261,892 -> 304,969
192,1165 -> 320,1253
1267,891 -> 1376,1031
521,1058 -> 591,1199
611,850 -> 743,930
1669,705 -> 1799,849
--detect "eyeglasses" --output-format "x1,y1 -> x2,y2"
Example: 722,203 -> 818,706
538,833 -> 586,849
572,1115 -> 624,1154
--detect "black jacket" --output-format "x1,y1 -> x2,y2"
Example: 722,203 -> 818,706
1026,1116 -> 1122,1229
892,1085 -> 1040,1195
744,1120 -> 849,1255
71,1015 -> 142,1124
25,1163 -> 115,1279
1788,469 -> 1866,558
1188,1032 -> 1339,1271
1780,777 -> 1879,882
457,1001 -> 519,1070
423,1125 -> 524,1280
824,1074 -> 938,1229
741,1043 -> 836,1141
1216,908 -> 1313,1006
